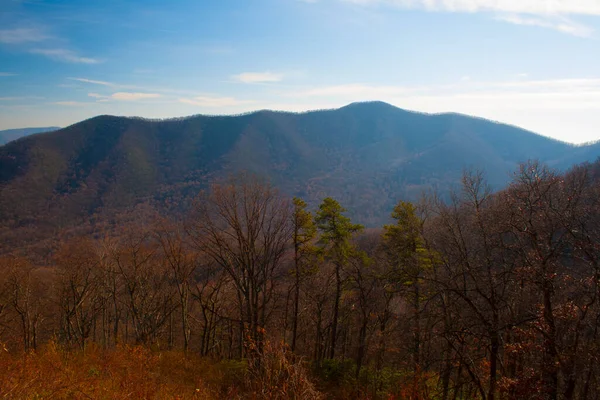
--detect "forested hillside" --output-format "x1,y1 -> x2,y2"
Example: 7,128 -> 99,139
1,160 -> 599,399
1,102 -> 599,253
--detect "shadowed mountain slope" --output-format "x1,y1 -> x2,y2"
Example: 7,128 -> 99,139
0,102 -> 598,247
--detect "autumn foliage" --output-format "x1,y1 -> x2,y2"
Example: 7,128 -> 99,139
1,161 -> 600,399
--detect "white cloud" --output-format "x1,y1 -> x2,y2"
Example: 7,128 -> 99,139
231,71 -> 284,84
30,48 -> 101,64
111,92 -> 161,101
52,101 -> 89,106
86,91 -> 161,101
179,96 -> 255,107
496,14 -> 594,37
0,28 -> 48,44
71,77 -> 197,96
341,0 -> 599,36
70,78 -> 114,86
0,72 -> 17,77
342,0 -> 600,15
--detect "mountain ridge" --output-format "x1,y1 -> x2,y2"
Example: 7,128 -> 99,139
67,101 -> 574,146
0,101 -> 598,249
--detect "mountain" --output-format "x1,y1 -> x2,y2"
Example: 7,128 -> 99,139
0,102 -> 598,248
0,127 -> 60,146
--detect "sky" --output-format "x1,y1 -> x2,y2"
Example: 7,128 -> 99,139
1,0 -> 600,144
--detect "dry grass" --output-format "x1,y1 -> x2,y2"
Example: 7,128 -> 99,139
0,342 -> 223,399
0,340 -> 324,399
246,341 -> 324,400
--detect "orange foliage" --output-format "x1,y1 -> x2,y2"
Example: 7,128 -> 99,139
0,341 -> 224,399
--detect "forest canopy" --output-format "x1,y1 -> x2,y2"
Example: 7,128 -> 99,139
1,160 -> 599,399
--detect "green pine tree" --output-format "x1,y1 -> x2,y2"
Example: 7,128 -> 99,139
315,197 -> 363,359
290,197 -> 317,352
382,200 -> 431,377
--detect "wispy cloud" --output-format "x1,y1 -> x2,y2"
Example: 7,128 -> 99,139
0,27 -> 48,44
75,77 -> 186,96
340,0 -> 599,36
70,77 -> 114,86
341,0 -> 600,15
231,71 -> 284,84
86,91 -> 161,101
31,48 -> 101,64
111,92 -> 161,101
179,96 -> 255,107
52,101 -> 90,106
0,72 -> 17,77
496,14 -> 594,37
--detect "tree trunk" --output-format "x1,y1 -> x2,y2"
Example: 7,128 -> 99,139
356,315 -> 368,379
329,262 -> 341,359
542,280 -> 559,400
291,256 -> 301,352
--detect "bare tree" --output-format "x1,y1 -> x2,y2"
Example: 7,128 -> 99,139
113,226 -> 176,345
187,174 -> 293,359
54,238 -> 102,350
3,257 -> 45,351
155,219 -> 196,352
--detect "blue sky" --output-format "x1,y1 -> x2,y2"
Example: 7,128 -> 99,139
1,0 -> 600,143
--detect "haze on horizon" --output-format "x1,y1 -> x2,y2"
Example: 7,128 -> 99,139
1,0 -> 600,144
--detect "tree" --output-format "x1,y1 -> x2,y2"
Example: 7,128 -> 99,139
155,219 -> 196,352
382,200 -> 431,393
503,161 -> 597,399
3,257 -> 45,351
54,238 -> 102,350
113,227 -> 176,345
290,197 -> 317,352
187,174 -> 292,359
315,197 -> 363,359
427,171 -> 521,400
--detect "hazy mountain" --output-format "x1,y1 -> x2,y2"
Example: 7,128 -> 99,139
0,127 -> 60,146
0,102 -> 598,247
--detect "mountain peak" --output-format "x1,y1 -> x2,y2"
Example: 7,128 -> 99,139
0,104 -> 598,251
341,101 -> 403,111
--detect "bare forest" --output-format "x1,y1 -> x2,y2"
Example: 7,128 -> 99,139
1,160 -> 600,399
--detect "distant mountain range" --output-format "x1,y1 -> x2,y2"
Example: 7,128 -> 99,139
0,102 -> 599,248
0,127 -> 60,145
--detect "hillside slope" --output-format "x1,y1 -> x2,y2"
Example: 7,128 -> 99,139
0,102 -> 597,247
